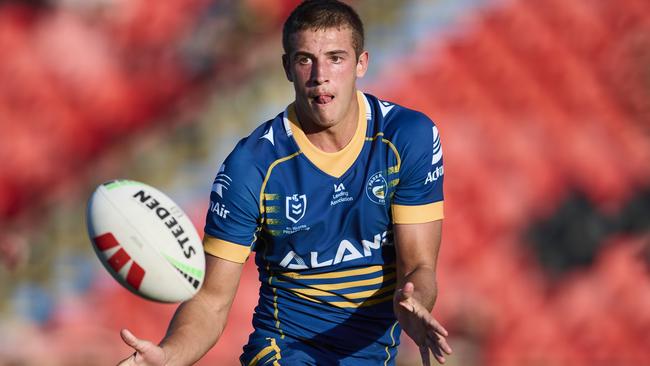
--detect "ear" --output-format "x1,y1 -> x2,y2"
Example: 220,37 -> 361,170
282,54 -> 293,82
356,51 -> 369,78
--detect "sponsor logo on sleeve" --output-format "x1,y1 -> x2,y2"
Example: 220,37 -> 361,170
210,164 -> 231,219
209,201 -> 230,219
424,126 -> 444,185
212,164 -> 231,198
425,166 -> 444,185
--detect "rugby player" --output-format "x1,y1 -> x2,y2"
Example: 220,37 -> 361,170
118,1 -> 451,364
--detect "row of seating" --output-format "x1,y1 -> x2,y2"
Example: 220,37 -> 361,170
390,0 -> 650,364
0,2 -> 204,220
0,0 -> 303,222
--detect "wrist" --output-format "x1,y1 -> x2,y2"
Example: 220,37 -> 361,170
158,343 -> 174,366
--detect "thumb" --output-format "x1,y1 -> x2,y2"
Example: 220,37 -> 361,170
402,282 -> 415,298
396,282 -> 417,312
120,328 -> 146,353
395,281 -> 415,303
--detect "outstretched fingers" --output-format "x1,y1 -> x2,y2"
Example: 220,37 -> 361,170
428,330 -> 453,355
419,345 -> 432,366
425,316 -> 449,338
397,292 -> 449,338
397,281 -> 452,364
425,337 -> 446,364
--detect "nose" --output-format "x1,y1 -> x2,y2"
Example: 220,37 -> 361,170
310,60 -> 328,85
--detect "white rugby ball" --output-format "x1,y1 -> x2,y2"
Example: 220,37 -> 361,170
86,179 -> 205,303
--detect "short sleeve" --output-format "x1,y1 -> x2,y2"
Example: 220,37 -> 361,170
204,143 -> 262,263
391,115 -> 444,224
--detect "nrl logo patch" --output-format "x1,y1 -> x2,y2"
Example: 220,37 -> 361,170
286,194 -> 307,224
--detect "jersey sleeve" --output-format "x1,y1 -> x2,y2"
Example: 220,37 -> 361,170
391,113 -> 444,224
204,142 -> 262,263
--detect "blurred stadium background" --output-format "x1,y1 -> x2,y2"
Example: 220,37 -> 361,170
1,0 -> 649,364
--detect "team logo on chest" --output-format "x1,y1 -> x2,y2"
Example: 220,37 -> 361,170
366,172 -> 387,205
286,194 -> 307,223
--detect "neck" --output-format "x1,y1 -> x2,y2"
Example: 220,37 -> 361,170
296,93 -> 359,153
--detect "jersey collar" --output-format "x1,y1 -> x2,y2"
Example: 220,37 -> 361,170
283,91 -> 368,178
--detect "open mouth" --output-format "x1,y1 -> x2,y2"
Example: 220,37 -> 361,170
312,95 -> 334,105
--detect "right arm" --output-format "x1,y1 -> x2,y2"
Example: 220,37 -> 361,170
119,140 -> 264,365
117,235 -> 244,366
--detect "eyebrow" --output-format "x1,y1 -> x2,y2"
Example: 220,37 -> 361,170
292,49 -> 350,58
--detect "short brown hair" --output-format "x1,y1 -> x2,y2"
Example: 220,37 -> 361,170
282,0 -> 365,58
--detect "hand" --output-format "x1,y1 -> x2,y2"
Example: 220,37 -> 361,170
395,282 -> 452,365
117,329 -> 167,366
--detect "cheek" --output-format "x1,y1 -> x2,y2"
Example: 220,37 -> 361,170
290,66 -> 309,84
334,67 -> 356,87
341,62 -> 358,78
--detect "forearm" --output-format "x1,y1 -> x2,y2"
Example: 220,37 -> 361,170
392,220 -> 451,363
158,291 -> 232,366
394,220 -> 442,312
400,265 -> 438,311
160,288 -> 230,366
158,254 -> 243,366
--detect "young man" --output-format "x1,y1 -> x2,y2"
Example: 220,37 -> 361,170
118,1 -> 451,365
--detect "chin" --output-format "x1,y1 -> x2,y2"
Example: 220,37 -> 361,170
308,108 -> 338,126
307,117 -> 333,130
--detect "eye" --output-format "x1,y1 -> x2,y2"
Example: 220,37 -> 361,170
297,56 -> 312,65
331,55 -> 343,64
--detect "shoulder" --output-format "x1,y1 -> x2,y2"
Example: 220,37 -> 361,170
385,103 -> 437,140
225,111 -> 297,171
363,93 -> 439,149
215,110 -> 299,192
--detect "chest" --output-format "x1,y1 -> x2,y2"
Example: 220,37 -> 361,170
257,139 -> 399,270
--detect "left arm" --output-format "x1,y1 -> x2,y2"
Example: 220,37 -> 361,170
394,219 -> 452,365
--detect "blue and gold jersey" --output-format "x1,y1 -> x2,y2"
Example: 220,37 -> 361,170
204,91 -> 444,364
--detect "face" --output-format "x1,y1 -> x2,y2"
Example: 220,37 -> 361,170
283,27 -> 368,131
